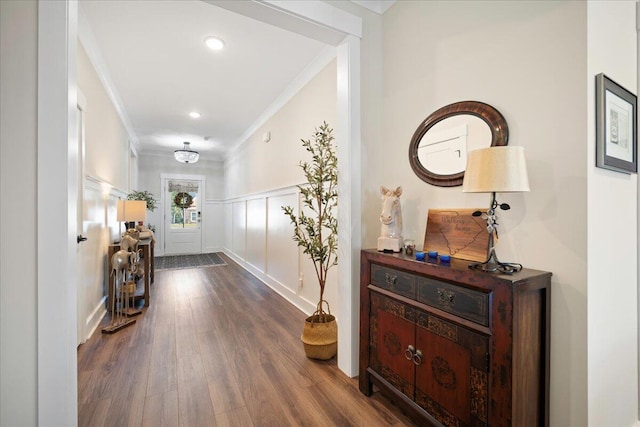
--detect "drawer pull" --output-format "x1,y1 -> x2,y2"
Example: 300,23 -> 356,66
413,349 -> 423,366
437,288 -> 455,307
404,345 -> 415,361
385,273 -> 398,286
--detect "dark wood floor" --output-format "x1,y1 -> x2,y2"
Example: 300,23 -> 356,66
78,253 -> 415,426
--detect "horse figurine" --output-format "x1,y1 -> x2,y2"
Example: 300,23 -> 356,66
109,249 -> 141,326
377,185 -> 403,252
110,249 -> 139,285
120,234 -> 138,253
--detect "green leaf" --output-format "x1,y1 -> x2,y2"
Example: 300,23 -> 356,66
280,122 -> 338,306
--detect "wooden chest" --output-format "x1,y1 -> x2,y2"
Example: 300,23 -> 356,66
359,249 -> 551,426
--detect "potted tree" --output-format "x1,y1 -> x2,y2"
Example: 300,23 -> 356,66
127,190 -> 157,230
127,190 -> 157,212
282,122 -> 338,360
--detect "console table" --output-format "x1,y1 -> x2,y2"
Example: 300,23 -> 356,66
360,249 -> 551,426
108,239 -> 154,308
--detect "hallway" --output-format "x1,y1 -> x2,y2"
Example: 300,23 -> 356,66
77,254 -> 414,426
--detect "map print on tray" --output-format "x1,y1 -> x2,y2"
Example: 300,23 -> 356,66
423,209 -> 490,262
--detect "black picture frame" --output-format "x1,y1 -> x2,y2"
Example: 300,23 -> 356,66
596,73 -> 637,174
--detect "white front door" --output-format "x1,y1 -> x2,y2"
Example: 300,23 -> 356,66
164,177 -> 203,255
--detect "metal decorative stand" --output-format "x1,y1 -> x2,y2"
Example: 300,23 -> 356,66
102,249 -> 139,333
469,192 -> 522,275
102,273 -> 136,333
121,279 -> 142,317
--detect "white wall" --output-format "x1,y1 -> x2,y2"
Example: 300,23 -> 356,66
225,59 -> 338,197
204,201 -> 225,254
380,1 -> 589,426
138,154 -> 224,200
77,36 -> 135,345
587,2 -> 638,426
224,59 -> 338,315
78,42 -> 129,190
0,1 -> 38,424
130,149 -> 139,190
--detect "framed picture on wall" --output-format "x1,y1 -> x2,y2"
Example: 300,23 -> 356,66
596,73 -> 637,174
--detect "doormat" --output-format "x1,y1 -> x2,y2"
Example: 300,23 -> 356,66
154,252 -> 227,271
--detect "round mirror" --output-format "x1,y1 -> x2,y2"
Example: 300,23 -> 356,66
409,101 -> 509,187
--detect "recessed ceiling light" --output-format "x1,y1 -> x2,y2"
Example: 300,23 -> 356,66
189,111 -> 201,119
204,36 -> 225,51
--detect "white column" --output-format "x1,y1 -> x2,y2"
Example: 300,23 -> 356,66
336,35 -> 362,377
38,0 -> 79,424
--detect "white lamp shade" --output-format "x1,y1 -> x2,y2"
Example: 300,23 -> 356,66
462,146 -> 530,193
116,200 -> 147,222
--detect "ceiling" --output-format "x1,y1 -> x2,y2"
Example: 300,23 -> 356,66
79,0 -> 330,161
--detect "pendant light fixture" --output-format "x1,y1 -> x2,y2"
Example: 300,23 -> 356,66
174,141 -> 199,164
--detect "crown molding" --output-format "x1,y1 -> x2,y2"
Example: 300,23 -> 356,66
226,45 -> 337,159
350,0 -> 396,15
78,4 -> 140,151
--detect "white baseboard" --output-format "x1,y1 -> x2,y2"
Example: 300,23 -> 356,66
222,249 -> 315,316
83,296 -> 107,343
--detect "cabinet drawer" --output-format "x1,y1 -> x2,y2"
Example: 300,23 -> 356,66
371,264 -> 416,299
417,278 -> 489,326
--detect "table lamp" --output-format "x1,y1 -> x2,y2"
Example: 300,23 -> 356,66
116,200 -> 147,235
462,146 -> 530,274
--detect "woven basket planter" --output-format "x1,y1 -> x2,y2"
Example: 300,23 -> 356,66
301,313 -> 337,360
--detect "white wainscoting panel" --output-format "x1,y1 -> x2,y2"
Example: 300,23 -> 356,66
232,201 -> 247,260
146,203 -> 163,256
223,187 -> 319,315
204,201 -> 224,253
246,198 -> 266,273
107,192 -> 121,243
79,182 -> 106,343
267,193 -> 299,295
224,202 -> 233,252
78,178 -> 127,343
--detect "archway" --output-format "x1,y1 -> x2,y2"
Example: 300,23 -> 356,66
38,1 -> 362,423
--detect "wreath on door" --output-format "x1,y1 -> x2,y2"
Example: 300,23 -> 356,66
173,192 -> 193,209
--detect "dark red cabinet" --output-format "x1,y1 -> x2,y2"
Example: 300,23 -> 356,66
359,250 -> 551,426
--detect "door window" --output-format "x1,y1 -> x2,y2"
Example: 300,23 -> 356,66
168,180 -> 199,229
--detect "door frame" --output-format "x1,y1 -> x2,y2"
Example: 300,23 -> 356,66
76,89 -> 87,345
211,0 -> 362,377
161,173 -> 206,255
37,0 -> 79,423
39,1 -> 362,423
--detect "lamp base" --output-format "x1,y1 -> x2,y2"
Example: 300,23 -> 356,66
470,192 -> 523,275
468,248 -> 522,275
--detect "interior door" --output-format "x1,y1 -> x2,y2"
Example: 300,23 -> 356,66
164,178 -> 202,255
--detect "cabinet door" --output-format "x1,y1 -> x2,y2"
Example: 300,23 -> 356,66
414,310 -> 489,427
369,292 -> 416,398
